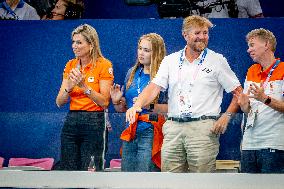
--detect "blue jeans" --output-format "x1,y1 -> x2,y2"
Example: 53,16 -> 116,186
60,111 -> 106,171
241,149 -> 284,173
121,126 -> 160,172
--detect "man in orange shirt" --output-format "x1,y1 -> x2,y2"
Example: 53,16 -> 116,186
237,28 -> 284,173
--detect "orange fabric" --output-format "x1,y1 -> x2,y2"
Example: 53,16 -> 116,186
120,113 -> 166,168
62,57 -> 114,111
246,59 -> 284,82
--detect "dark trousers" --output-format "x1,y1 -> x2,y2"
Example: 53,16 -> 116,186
60,111 -> 106,171
241,149 -> 284,173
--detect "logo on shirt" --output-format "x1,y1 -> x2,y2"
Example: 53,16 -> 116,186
108,68 -> 113,75
88,77 -> 94,82
201,67 -> 212,73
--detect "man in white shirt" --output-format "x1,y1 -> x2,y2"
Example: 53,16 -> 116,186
126,15 -> 242,172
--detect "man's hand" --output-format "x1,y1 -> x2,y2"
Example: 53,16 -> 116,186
211,114 -> 230,134
248,83 -> 267,102
235,90 -> 250,113
126,106 -> 142,124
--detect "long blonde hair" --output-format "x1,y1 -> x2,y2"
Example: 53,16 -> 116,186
126,33 -> 166,102
71,24 -> 104,66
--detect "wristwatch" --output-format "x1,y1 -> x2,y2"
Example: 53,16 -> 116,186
84,88 -> 92,95
64,88 -> 71,93
264,96 -> 271,105
149,103 -> 155,112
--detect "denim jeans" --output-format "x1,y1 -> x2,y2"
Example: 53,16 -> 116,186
241,149 -> 284,173
121,126 -> 160,172
60,111 -> 106,171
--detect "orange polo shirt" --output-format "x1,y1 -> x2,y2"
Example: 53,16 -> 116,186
246,58 -> 283,83
63,57 -> 114,111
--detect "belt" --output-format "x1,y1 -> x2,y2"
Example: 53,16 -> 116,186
167,115 -> 218,122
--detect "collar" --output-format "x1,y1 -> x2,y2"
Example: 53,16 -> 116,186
83,63 -> 92,72
1,0 -> 24,10
181,46 -> 207,63
179,46 -> 187,62
196,49 -> 206,61
261,58 -> 280,75
17,0 -> 25,8
76,58 -> 93,72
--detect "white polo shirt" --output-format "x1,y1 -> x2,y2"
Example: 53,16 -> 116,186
152,47 -> 240,118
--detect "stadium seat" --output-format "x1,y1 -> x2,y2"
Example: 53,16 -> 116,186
8,157 -> 54,170
109,159 -> 121,169
0,157 -> 4,168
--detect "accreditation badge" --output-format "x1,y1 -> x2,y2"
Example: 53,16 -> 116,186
246,109 -> 258,129
179,91 -> 192,117
108,68 -> 113,75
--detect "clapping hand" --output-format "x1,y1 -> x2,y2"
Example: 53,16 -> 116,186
68,68 -> 85,89
110,83 -> 124,104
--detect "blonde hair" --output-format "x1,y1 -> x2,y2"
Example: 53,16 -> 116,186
246,28 -> 277,52
72,24 -> 104,66
126,33 -> 166,102
182,15 -> 213,33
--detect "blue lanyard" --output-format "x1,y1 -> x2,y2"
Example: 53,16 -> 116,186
2,2 -> 19,19
262,59 -> 281,89
137,67 -> 144,94
179,48 -> 207,70
178,48 -> 208,93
